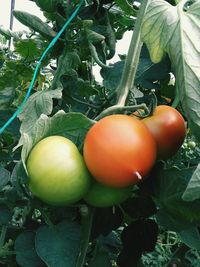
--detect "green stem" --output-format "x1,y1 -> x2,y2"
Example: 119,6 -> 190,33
0,250 -> 15,257
95,103 -> 148,120
0,226 -> 7,249
116,0 -> 149,106
76,207 -> 94,267
89,42 -> 112,69
40,208 -> 54,228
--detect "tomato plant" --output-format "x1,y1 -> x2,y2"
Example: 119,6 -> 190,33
27,136 -> 91,206
83,114 -> 156,187
142,105 -> 186,159
84,180 -> 132,207
0,0 -> 200,266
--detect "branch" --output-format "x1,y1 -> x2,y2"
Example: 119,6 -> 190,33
75,207 -> 94,267
116,0 -> 149,106
95,103 -> 148,120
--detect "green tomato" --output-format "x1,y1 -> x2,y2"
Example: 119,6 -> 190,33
187,141 -> 196,149
84,181 -> 133,207
26,136 -> 91,206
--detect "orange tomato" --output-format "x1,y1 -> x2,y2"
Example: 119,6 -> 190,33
83,114 -> 156,187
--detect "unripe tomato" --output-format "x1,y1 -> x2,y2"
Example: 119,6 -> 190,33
83,114 -> 156,187
142,105 -> 186,159
26,136 -> 91,206
187,141 -> 196,149
84,181 -> 132,207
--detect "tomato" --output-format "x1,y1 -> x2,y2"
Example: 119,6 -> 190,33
26,136 -> 91,206
83,114 -> 156,187
84,181 -> 132,207
187,141 -> 196,149
142,105 -> 186,160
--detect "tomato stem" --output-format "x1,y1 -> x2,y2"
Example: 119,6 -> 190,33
95,103 -> 149,120
75,207 -> 94,267
40,208 -> 54,228
116,0 -> 149,106
0,226 -> 7,249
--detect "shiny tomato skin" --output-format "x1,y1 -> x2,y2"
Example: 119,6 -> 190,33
26,136 -> 91,206
142,105 -> 186,160
84,181 -> 132,207
83,114 -> 156,187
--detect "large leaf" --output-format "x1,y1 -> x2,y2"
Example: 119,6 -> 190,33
35,220 -> 81,267
178,227 -> 200,251
18,89 -> 62,135
15,231 -> 45,267
14,39 -> 39,60
101,46 -> 170,91
51,51 -> 81,90
13,10 -> 56,39
141,0 -> 200,140
145,164 -> 200,230
182,163 -> 200,201
21,111 -> 94,169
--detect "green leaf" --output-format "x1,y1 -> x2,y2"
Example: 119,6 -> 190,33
0,26 -> 22,40
89,247 -> 112,267
141,0 -> 200,140
15,231 -> 45,267
0,87 -> 15,110
13,10 -> 57,39
0,166 -> 10,190
0,27 -> 12,40
182,163 -> 200,201
51,51 -> 81,89
115,0 -> 137,16
0,110 -> 20,136
11,161 -> 29,197
21,111 -> 94,169
101,46 -> 170,91
178,227 -> 200,250
0,205 -> 12,225
35,0 -> 61,12
35,220 -> 81,267
146,165 -> 200,229
155,208 -> 192,231
14,39 -> 39,60
18,88 -> 62,136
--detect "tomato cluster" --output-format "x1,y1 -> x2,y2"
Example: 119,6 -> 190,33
26,105 -> 186,208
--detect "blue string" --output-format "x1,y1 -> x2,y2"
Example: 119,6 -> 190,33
0,0 -> 84,135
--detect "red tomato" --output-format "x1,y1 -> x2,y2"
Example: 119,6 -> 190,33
142,105 -> 186,160
83,114 -> 156,187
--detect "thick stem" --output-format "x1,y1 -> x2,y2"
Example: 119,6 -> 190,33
116,0 -> 149,106
75,207 -> 94,267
